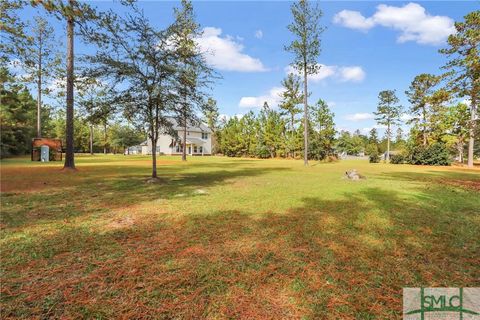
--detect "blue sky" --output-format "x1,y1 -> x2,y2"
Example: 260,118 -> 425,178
18,1 -> 477,135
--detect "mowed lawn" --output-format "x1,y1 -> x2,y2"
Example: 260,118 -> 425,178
1,155 -> 479,319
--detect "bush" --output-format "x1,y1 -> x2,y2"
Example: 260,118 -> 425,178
390,154 -> 406,164
408,143 -> 451,166
369,153 -> 380,163
254,145 -> 271,159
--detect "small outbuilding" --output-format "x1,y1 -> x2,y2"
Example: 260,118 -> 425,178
31,138 -> 63,161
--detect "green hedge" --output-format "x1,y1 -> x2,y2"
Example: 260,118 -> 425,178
390,143 -> 452,166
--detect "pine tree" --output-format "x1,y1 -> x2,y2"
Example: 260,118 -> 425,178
375,90 -> 403,161
285,0 -> 324,166
405,73 -> 440,146
440,10 -> 479,167
170,0 -> 215,161
309,99 -> 336,160
31,0 -> 98,170
279,73 -> 303,157
258,102 -> 285,158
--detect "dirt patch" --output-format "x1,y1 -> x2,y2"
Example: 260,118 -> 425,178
441,179 -> 480,192
107,216 -> 136,229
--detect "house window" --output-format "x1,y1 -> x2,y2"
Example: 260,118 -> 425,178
187,131 -> 190,136
199,146 -> 203,153
202,132 -> 208,139
193,146 -> 198,153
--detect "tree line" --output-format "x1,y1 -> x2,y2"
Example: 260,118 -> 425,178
1,1 -> 478,175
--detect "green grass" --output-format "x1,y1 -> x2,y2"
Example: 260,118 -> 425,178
1,155 -> 479,319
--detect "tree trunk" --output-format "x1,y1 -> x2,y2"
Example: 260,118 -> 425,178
467,99 -> 476,168
291,113 -> 295,158
89,124 -> 93,155
151,137 -> 157,178
422,107 -> 427,146
103,122 -> 107,154
37,31 -> 42,138
63,7 -> 75,170
458,141 -> 464,164
303,63 -> 308,166
386,123 -> 391,162
182,115 -> 187,161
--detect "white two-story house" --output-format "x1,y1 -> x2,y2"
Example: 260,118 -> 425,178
127,118 -> 212,156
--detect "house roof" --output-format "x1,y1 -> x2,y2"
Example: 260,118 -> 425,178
167,117 -> 212,133
185,137 -> 206,145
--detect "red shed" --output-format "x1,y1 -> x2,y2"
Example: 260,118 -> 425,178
31,138 -> 63,161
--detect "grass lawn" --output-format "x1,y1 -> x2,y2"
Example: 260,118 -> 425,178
1,155 -> 479,319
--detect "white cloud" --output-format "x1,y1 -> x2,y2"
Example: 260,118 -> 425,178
333,3 -> 455,45
333,10 -> 374,31
196,27 -> 267,72
254,30 -> 263,39
344,113 -> 375,121
285,64 -> 365,83
338,66 -> 366,82
361,124 -> 388,133
238,86 -> 284,108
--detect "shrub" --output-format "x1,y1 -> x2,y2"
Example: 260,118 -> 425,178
369,153 -> 380,163
255,145 -> 271,159
390,154 -> 406,164
408,143 -> 451,166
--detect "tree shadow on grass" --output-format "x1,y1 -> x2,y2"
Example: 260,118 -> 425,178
0,164 -> 291,229
2,183 -> 479,319
373,169 -> 480,184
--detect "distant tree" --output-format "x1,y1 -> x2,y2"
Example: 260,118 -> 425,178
336,131 -> 364,155
219,116 -> 244,157
285,0 -> 324,166
279,73 -> 303,157
240,112 -> 260,156
375,90 -> 403,161
395,127 -> 404,144
368,128 -> 378,144
442,102 -> 471,163
427,89 -> 451,143
109,124 -> 144,154
440,10 -> 479,168
405,73 -> 440,146
365,128 -> 379,156
203,98 -> 220,154
1,68 -> 36,157
309,99 -> 336,160
15,16 -> 62,138
77,78 -> 114,155
258,102 -> 285,158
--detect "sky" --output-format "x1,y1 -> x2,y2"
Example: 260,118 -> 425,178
17,1 -> 477,135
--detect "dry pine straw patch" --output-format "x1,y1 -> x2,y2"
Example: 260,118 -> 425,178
1,157 -> 479,319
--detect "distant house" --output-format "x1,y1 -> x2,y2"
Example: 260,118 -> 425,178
127,118 -> 212,156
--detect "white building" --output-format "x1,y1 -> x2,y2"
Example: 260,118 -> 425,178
127,118 -> 212,156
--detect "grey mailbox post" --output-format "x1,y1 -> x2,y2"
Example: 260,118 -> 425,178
40,145 -> 49,162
